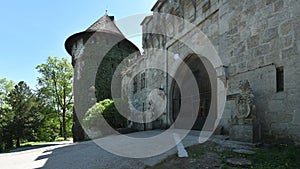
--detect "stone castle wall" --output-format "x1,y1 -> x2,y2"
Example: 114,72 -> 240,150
130,0 -> 300,143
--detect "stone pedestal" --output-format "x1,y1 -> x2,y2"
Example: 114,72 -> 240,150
229,80 -> 261,143
230,124 -> 254,142
230,118 -> 261,143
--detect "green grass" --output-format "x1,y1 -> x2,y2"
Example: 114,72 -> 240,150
20,141 -> 45,147
4,137 -> 72,152
54,137 -> 72,142
186,141 -> 218,158
149,142 -> 300,169
216,144 -> 300,169
248,144 -> 300,169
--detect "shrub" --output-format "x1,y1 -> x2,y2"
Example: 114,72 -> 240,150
83,99 -> 127,132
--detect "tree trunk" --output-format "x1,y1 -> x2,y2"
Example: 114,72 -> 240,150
59,122 -> 62,137
16,137 -> 20,148
62,108 -> 67,140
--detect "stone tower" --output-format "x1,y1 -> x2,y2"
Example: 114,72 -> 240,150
65,12 -> 139,141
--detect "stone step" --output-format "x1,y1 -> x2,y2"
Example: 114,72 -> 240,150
226,158 -> 252,166
233,149 -> 256,155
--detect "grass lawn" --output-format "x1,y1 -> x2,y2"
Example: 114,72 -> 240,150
1,137 -> 73,153
20,141 -> 45,147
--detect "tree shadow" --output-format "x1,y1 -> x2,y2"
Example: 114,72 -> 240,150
7,144 -> 61,153
33,140 -> 138,169
33,130 -> 202,169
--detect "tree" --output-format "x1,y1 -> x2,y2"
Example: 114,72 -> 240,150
5,81 -> 43,147
0,78 -> 14,108
0,78 -> 14,151
36,56 -> 73,140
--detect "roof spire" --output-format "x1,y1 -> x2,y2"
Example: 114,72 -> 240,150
105,5 -> 108,15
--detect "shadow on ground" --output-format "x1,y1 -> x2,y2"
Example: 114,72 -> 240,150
8,144 -> 61,153
33,130 -> 208,169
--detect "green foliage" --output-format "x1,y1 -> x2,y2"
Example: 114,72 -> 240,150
0,56 -> 73,152
83,99 -> 127,131
0,78 -> 14,109
0,56 -> 73,151
95,45 -> 137,102
0,78 -> 15,151
2,81 -> 44,148
36,56 -> 73,140
35,103 -> 60,142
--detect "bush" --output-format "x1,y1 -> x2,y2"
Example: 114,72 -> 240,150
83,99 -> 127,132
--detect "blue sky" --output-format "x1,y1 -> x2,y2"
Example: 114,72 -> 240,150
0,0 -> 156,88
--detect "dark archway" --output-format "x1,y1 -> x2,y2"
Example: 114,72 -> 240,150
171,54 -> 212,130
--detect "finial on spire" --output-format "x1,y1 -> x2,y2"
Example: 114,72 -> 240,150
105,5 -> 108,15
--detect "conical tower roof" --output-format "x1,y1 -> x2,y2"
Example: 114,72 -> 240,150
65,12 -> 134,56
86,13 -> 124,37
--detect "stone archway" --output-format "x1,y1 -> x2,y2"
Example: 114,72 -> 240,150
170,54 -> 214,130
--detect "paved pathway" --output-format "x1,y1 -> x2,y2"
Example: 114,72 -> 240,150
0,130 -> 229,169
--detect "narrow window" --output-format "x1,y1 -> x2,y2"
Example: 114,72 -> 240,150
141,72 -> 145,89
142,102 -> 145,112
133,76 -> 138,94
276,67 -> 284,92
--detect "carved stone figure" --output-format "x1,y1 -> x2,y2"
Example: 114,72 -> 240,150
230,80 -> 260,142
232,80 -> 256,126
235,80 -> 255,119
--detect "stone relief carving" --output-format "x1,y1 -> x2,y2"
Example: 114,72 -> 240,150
230,80 -> 261,142
232,80 -> 256,124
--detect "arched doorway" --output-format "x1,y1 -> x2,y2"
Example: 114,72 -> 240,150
171,54 -> 212,130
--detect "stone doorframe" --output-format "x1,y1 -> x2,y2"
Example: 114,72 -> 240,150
167,53 -> 219,131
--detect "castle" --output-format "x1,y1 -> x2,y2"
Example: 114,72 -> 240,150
66,0 -> 300,144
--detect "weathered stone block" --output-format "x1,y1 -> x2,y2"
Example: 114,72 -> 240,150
226,158 -> 252,166
257,56 -> 265,66
265,52 -> 280,63
280,20 -> 292,36
262,27 -> 278,43
227,65 -> 237,76
281,46 -> 299,59
237,62 -> 247,72
254,44 -> 270,56
293,110 -> 300,124
247,59 -> 257,70
247,35 -> 259,48
270,123 -> 288,135
268,10 -> 290,28
274,0 -> 284,12
267,111 -> 293,123
282,35 -> 293,47
230,125 -> 254,142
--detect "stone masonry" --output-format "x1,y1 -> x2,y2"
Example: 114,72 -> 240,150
65,0 -> 300,144
126,0 -> 300,144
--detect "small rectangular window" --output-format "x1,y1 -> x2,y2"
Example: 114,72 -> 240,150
276,67 -> 284,92
142,102 -> 145,112
141,72 -> 146,89
133,76 -> 138,93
